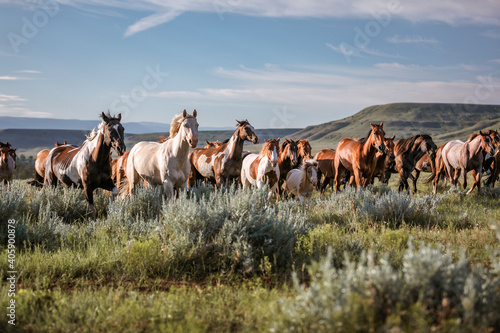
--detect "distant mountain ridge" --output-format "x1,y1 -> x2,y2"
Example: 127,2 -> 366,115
294,103 -> 500,146
0,116 -> 234,134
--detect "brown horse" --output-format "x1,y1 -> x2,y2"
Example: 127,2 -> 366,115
45,113 -> 126,210
371,135 -> 396,184
188,120 -> 259,187
297,139 -> 312,164
277,139 -> 299,195
313,148 -> 336,193
393,134 -> 437,193
0,143 -> 16,185
442,131 -> 496,194
30,141 -> 70,186
483,129 -> 500,188
334,123 -> 386,191
423,144 -> 449,194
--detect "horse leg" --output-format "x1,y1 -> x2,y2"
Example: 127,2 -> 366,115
412,170 -> 420,193
320,176 -> 330,193
163,179 -> 174,200
334,161 -> 345,192
466,169 -> 480,195
461,168 -> 467,190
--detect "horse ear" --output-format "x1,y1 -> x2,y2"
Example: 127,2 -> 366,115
265,139 -> 269,143
277,137 -> 280,142
102,112 -> 109,122
182,109 -> 187,118
380,122 -> 383,127
389,135 -> 395,140
117,113 -> 122,122
193,109 -> 197,118
236,120 -> 242,126
479,130 -> 484,136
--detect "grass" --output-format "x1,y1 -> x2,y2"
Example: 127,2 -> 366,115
1,174 -> 499,332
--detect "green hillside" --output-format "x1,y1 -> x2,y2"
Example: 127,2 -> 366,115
293,103 -> 500,151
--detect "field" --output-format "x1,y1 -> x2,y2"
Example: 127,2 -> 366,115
1,173 -> 500,332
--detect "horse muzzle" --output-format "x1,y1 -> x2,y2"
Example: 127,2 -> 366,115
252,137 -> 259,144
389,154 -> 395,162
189,138 -> 199,148
115,145 -> 126,156
377,144 -> 386,153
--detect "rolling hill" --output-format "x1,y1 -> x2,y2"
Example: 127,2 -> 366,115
293,103 -> 500,150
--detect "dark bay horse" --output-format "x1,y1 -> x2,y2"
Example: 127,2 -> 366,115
483,129 -> 500,188
313,148 -> 336,193
277,139 -> 299,195
0,142 -> 16,185
371,135 -> 396,184
442,131 -> 496,194
45,113 -> 126,209
393,134 -> 437,193
188,120 -> 259,187
334,123 -> 386,191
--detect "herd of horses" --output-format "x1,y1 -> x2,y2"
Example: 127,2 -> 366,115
1,110 -> 499,210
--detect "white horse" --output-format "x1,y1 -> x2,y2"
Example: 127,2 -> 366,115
240,139 -> 280,198
126,110 -> 198,197
285,159 -> 318,205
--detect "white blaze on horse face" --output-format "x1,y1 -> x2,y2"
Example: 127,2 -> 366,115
113,124 -> 122,141
271,146 -> 278,166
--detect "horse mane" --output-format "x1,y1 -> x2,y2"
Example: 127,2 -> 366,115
86,122 -> 105,141
279,140 -> 289,154
395,134 -> 430,155
169,110 -> 196,138
300,159 -> 318,173
236,120 -> 250,127
467,132 -> 480,142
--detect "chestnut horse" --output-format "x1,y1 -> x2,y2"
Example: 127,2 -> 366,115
285,159 -> 318,205
188,120 -> 259,187
31,141 -> 70,186
334,123 -> 386,191
0,142 -> 16,185
126,110 -> 198,197
241,138 -> 280,198
277,139 -> 299,195
371,135 -> 396,184
442,131 -> 496,194
393,134 -> 437,193
45,113 -> 126,209
297,139 -> 312,165
313,148 -> 336,193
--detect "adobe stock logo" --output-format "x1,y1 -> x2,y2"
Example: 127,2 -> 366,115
7,0 -> 61,54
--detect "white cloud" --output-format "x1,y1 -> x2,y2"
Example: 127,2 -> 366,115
0,94 -> 26,102
147,64 -> 500,124
15,70 -> 42,74
0,76 -> 21,80
2,0 -> 499,36
387,35 -> 439,44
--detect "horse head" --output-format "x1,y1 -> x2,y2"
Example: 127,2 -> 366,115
236,119 -> 259,144
9,148 -> 17,162
384,135 -> 396,162
281,139 -> 299,166
0,147 -> 9,164
180,109 -> 199,148
101,112 -> 126,156
370,122 -> 386,153
488,129 -> 500,148
304,159 -> 318,187
298,139 -> 312,161
264,138 -> 280,167
479,130 -> 496,155
421,135 -> 437,161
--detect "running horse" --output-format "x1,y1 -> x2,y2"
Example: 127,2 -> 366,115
393,134 -> 437,193
334,123 -> 386,191
0,141 -> 16,185
44,113 -> 126,210
277,139 -> 299,196
188,120 -> 259,187
126,110 -> 198,197
241,138 -> 280,198
442,131 -> 496,194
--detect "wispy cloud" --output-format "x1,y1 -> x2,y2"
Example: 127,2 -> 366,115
2,0 -> 500,36
15,70 -> 42,74
387,35 -> 439,44
124,9 -> 183,37
0,94 -> 26,102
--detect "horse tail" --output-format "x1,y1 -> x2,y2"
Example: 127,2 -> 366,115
423,161 -> 436,184
118,176 -> 129,196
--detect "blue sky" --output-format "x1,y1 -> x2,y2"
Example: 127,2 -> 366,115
0,0 -> 499,129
